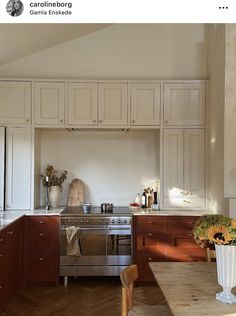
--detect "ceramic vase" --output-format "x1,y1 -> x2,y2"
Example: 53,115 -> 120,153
48,186 -> 62,208
215,244 -> 236,304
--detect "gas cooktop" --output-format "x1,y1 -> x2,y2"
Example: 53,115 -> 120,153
61,206 -> 132,216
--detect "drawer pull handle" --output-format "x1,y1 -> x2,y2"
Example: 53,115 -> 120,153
148,257 -> 153,261
7,231 -> 13,235
39,221 -> 44,224
188,257 -> 193,261
0,253 -> 3,257
148,233 -> 152,236
0,285 -> 2,289
39,258 -> 44,261
0,238 -> 3,242
148,221 -> 153,224
188,233 -> 193,237
40,233 -> 44,236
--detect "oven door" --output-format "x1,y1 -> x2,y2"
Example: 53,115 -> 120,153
60,226 -> 107,266
107,225 -> 132,257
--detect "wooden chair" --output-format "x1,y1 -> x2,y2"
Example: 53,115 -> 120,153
206,248 -> 216,262
120,265 -> 170,316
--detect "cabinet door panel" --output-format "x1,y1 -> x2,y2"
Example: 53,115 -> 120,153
5,128 -> 31,209
164,82 -> 205,126
68,83 -> 97,125
163,129 -> 184,198
98,84 -> 128,126
34,82 -> 65,125
0,82 -> 31,124
184,129 -> 205,197
131,83 -> 160,126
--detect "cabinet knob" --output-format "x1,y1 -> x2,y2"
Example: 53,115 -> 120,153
148,221 -> 153,224
148,233 -> 153,236
148,257 -> 153,261
165,120 -> 168,124
132,120 -> 135,123
26,118 -> 29,122
7,231 -> 13,235
93,120 -> 96,123
188,233 -> 193,237
188,257 -> 193,261
39,221 -> 44,224
0,253 -> 3,257
0,285 -> 2,289
40,233 -> 44,237
0,238 -> 3,242
39,257 -> 44,261
99,120 -> 102,123
60,119 -> 64,123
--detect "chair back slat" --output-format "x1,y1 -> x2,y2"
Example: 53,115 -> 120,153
120,265 -> 138,316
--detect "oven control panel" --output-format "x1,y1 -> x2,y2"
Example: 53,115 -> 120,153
61,216 -> 132,226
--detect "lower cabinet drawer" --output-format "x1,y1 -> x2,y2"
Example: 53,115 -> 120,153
26,253 -> 59,284
27,231 -> 58,252
135,255 -> 163,282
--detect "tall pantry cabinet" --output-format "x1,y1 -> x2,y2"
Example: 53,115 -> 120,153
0,81 -> 32,210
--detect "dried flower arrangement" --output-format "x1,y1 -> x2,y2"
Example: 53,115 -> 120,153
193,214 -> 236,247
40,165 -> 68,187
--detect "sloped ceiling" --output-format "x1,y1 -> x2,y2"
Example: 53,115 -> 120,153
0,24 -> 112,65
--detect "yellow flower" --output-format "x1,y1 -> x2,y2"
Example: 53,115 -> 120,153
208,225 -> 232,245
231,220 -> 236,228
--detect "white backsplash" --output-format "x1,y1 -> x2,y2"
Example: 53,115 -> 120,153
39,130 -> 159,207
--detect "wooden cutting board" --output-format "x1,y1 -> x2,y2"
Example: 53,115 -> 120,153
68,178 -> 85,206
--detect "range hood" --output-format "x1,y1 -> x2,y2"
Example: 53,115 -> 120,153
67,128 -> 130,132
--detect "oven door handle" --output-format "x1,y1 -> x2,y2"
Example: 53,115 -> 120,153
61,227 -> 106,231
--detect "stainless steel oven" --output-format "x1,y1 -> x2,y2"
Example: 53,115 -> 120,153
60,213 -> 132,285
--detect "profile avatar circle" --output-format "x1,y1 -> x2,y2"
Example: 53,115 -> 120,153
6,0 -> 24,16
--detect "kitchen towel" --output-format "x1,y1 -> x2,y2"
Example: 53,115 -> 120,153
65,226 -> 81,256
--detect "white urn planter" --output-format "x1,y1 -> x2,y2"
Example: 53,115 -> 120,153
48,185 -> 62,208
215,244 -> 236,304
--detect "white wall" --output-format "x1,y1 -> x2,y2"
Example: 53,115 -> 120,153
207,24 -> 228,215
0,24 -> 207,79
39,130 -> 159,207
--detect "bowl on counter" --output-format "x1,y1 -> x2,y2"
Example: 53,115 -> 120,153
82,204 -> 92,213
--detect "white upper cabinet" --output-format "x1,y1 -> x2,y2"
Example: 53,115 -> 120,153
0,82 -> 31,125
5,127 -> 31,209
68,82 -> 128,127
0,127 -> 5,210
163,128 -> 205,208
131,83 -> 160,126
68,83 -> 97,125
98,83 -> 128,126
163,82 -> 205,126
34,82 -> 65,125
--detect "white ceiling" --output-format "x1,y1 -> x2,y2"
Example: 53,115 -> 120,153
0,24 -> 112,65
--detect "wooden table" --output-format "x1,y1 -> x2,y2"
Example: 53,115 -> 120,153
149,262 -> 236,316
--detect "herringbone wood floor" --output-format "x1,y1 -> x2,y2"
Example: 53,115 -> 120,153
1,277 -> 165,316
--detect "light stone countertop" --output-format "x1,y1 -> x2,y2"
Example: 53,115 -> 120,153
131,208 -> 215,216
0,207 -> 216,232
0,208 -> 63,231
